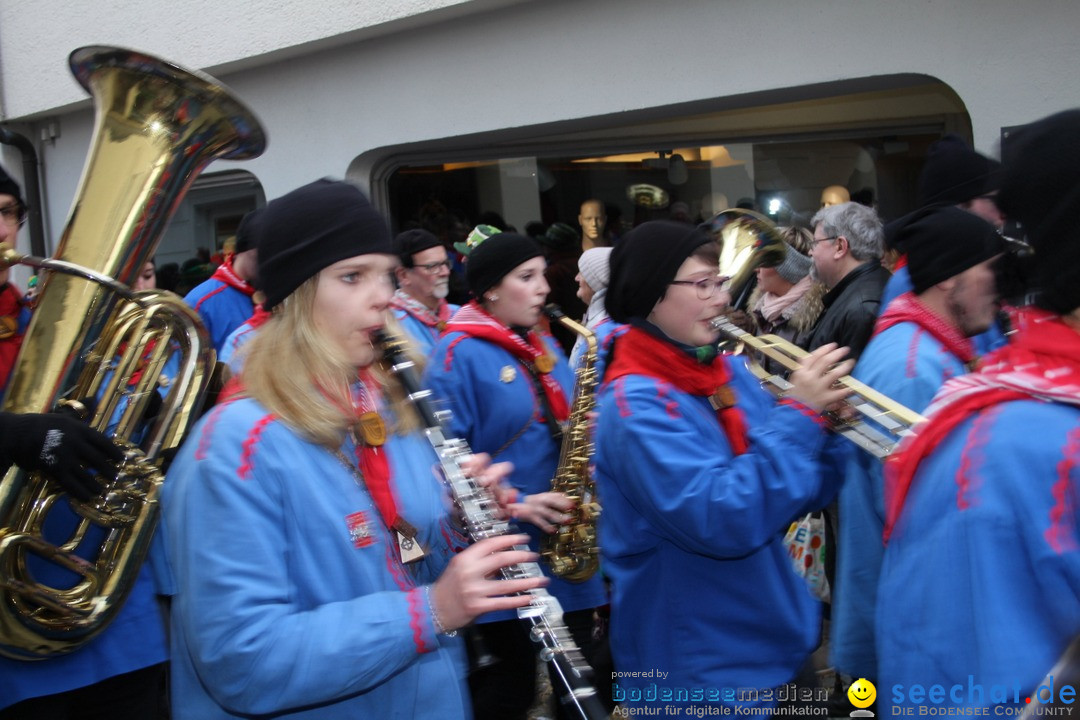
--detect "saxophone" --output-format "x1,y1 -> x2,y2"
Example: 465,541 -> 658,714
541,305 -> 601,582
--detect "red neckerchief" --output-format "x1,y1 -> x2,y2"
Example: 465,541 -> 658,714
391,289 -> 451,329
246,304 -> 271,329
883,307 -> 1080,542
347,370 -> 396,530
445,301 -> 569,421
211,255 -> 256,297
874,292 -> 976,366
605,326 -> 749,455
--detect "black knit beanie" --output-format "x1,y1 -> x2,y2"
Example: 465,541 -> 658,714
465,233 -> 543,297
916,134 -> 1002,207
393,228 -> 442,267
893,206 -> 1004,294
234,208 -> 262,253
606,221 -> 712,323
0,165 -> 24,207
996,108 -> 1080,313
257,179 -> 392,310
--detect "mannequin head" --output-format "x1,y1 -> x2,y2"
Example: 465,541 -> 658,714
820,185 -> 851,208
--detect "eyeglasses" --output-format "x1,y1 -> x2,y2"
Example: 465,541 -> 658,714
669,275 -> 728,300
413,260 -> 451,273
810,235 -> 838,248
0,203 -> 27,228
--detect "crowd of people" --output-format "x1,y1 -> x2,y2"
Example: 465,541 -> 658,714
0,107 -> 1078,719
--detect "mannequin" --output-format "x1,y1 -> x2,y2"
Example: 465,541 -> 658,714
821,185 -> 851,208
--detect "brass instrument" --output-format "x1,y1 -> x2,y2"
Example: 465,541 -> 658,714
710,208 -> 789,309
0,46 -> 266,659
710,317 -> 925,459
541,305 -> 600,582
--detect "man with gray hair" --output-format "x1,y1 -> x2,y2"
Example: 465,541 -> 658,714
805,201 -> 891,361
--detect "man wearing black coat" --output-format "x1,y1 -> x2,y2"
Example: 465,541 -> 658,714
805,201 -> 891,361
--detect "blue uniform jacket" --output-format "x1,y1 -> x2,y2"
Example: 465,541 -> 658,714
832,320 -> 968,680
877,399 -> 1080,711
183,278 -> 254,354
393,302 -> 459,357
594,350 -> 838,704
424,330 -> 607,622
218,316 -> 258,373
158,396 -> 470,719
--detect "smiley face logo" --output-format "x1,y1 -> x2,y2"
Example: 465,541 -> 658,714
848,678 -> 876,709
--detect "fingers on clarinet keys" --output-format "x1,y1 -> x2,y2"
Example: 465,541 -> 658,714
432,534 -> 548,630
786,343 -> 854,414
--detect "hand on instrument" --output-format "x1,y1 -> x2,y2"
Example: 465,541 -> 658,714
507,492 -> 575,534
0,411 -> 124,501
460,453 -> 518,518
429,533 -> 549,632
786,343 -> 854,414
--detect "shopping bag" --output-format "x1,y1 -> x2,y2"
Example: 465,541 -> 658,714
783,511 -> 830,603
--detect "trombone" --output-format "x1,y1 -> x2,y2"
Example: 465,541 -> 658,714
710,316 -> 925,459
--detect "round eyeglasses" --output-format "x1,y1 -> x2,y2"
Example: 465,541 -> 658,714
669,275 -> 728,300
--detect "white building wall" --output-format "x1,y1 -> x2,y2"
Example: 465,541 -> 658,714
2,0 -> 1079,249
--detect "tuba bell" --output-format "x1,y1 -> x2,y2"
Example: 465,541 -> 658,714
708,208 -> 789,310
0,46 -> 266,659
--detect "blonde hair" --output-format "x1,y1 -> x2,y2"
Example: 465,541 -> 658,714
241,276 -> 422,448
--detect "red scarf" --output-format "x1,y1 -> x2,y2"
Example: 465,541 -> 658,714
445,301 -> 569,421
346,370 -> 396,530
246,304 -> 271,329
211,255 -> 256,297
883,307 -> 1080,542
874,292 -> 976,366
391,289 -> 452,329
605,326 -> 749,455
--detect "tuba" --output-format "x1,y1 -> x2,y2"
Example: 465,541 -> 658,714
540,305 -> 600,582
0,46 -> 266,659
709,208 -> 789,310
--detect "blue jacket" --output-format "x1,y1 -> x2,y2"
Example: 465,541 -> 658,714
159,396 -> 470,719
0,560 -> 166,709
183,278 -> 255,354
594,348 -> 838,705
831,320 -> 968,680
218,316 -> 258,373
878,398 -> 1080,711
424,330 -> 607,622
392,302 -> 459,357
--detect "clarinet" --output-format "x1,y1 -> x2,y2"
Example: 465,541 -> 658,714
375,329 -> 609,720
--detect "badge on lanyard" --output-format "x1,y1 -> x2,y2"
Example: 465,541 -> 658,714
394,518 -> 425,563
356,411 -> 387,447
534,354 -> 555,374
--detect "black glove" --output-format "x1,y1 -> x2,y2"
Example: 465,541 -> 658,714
0,412 -> 126,502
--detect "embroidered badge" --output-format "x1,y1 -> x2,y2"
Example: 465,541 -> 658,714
345,511 -> 376,548
499,365 -> 517,383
